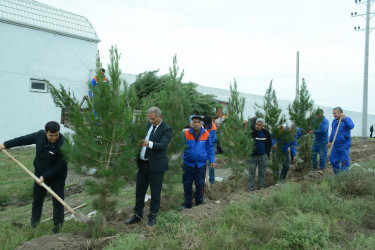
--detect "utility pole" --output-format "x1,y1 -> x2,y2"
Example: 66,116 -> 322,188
296,51 -> 300,98
352,0 -> 374,141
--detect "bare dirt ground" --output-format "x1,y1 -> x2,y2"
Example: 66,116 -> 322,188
15,138 -> 375,250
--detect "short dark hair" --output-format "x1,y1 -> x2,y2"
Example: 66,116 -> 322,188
101,68 -> 105,73
317,108 -> 324,114
45,121 -> 60,133
203,115 -> 212,125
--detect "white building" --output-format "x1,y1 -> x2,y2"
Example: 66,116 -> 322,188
0,0 -> 100,141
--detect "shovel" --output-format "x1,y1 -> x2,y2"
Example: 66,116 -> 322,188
2,149 -> 90,223
325,116 -> 343,167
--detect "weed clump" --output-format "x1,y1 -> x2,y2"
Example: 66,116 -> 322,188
325,165 -> 375,197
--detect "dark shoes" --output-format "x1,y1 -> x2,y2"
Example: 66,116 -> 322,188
148,217 -> 156,227
179,205 -> 190,211
125,214 -> 157,226
124,214 -> 142,225
52,224 -> 61,234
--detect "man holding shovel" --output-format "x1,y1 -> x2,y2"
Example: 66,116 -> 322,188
327,107 -> 354,174
0,121 -> 67,233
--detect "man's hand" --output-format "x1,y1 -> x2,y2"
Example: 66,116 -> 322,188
307,130 -> 313,134
341,113 -> 346,119
0,144 -> 5,151
211,163 -> 216,169
36,176 -> 44,186
292,157 -> 297,163
272,145 -> 277,149
142,140 -> 149,147
327,142 -> 331,149
138,139 -> 149,147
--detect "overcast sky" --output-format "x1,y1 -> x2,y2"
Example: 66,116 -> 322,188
39,0 -> 374,114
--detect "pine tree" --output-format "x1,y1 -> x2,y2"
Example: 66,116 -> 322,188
254,80 -> 287,134
157,55 -> 191,200
288,78 -> 321,170
48,46 -> 139,226
219,79 -> 254,189
131,71 -> 216,115
254,80 -> 289,179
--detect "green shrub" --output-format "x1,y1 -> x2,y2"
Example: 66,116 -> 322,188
278,211 -> 330,249
105,233 -> 145,250
325,166 -> 375,197
349,233 -> 375,249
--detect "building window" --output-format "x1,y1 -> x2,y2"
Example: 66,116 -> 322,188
222,105 -> 228,115
30,79 -> 47,93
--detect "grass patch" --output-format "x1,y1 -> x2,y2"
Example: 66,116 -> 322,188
0,147 -> 35,205
2,147 -> 375,249
108,170 -> 375,249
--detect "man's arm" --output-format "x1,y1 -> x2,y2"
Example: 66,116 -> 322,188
2,132 -> 38,149
210,130 -> 217,145
89,78 -> 97,97
314,118 -> 329,135
206,134 -> 215,168
344,116 -> 354,129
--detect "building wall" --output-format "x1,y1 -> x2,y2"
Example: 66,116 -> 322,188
197,85 -> 374,137
0,22 -> 97,141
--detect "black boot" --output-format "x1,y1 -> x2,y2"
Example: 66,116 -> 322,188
147,214 -> 157,226
52,224 -> 62,234
124,214 -> 142,225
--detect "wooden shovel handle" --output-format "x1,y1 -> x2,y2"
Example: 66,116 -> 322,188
326,116 -> 343,165
329,116 -> 343,152
1,149 -> 76,215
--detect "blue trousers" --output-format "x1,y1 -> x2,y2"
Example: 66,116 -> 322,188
280,151 -> 290,180
182,164 -> 206,208
207,143 -> 217,184
329,145 -> 350,175
312,142 -> 328,169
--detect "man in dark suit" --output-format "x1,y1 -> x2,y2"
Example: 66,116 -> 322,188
0,121 -> 67,234
125,107 -> 172,226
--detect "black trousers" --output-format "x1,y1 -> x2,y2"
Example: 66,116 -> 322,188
31,178 -> 65,227
134,160 -> 164,219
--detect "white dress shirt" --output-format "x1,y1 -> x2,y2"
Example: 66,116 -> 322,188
140,120 -> 162,160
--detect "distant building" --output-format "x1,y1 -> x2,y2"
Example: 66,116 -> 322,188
0,0 -> 99,140
197,85 -> 375,137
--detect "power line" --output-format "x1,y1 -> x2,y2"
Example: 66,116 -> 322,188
323,0 -> 356,26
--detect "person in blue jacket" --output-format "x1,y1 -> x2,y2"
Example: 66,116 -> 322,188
327,107 -> 354,174
89,68 -> 107,117
89,68 -> 107,97
203,115 -> 217,184
310,109 -> 329,170
273,126 -> 298,180
180,115 -> 215,210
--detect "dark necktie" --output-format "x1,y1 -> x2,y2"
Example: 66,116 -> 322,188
145,126 -> 156,159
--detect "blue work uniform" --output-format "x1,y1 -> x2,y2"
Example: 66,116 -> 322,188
312,116 -> 329,169
329,116 -> 354,174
